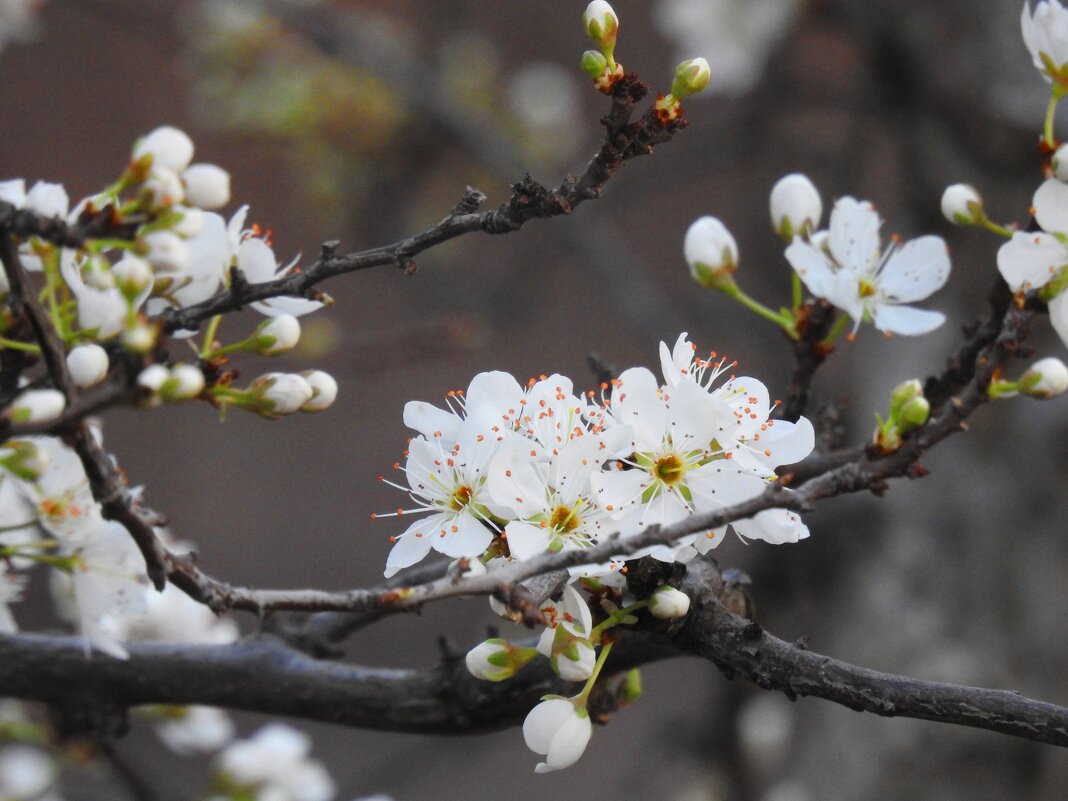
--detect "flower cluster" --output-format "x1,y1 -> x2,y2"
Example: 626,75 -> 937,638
379,333 -> 813,578
0,125 -> 337,426
381,333 -> 814,771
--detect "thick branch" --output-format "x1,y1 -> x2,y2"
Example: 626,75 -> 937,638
3,560 -> 1066,747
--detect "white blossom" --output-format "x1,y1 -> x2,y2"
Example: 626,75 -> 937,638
785,197 -> 950,335
143,168 -> 185,208
167,364 -> 206,400
137,364 -> 171,393
154,706 -> 235,755
143,230 -> 191,274
1021,0 -> 1068,83
229,206 -> 322,318
217,724 -> 335,801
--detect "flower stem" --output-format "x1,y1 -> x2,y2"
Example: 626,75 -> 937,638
975,212 -> 1013,239
576,640 -> 614,708
1045,85 -> 1065,149
791,272 -> 803,312
726,285 -> 799,338
200,315 -> 223,359
820,312 -> 852,348
590,600 -> 649,640
0,336 -> 41,353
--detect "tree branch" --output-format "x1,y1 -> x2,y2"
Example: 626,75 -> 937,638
154,74 -> 685,334
3,559 -> 1066,747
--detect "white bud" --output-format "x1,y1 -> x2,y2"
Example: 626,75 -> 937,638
255,315 -> 301,355
1022,357 -> 1068,398
143,231 -> 191,274
182,164 -> 231,210
770,173 -> 822,239
940,183 -> 982,225
649,585 -> 690,619
166,364 -> 206,401
137,364 -> 170,393
0,746 -> 57,800
111,256 -> 153,297
122,322 -> 157,354
134,126 -> 195,173
7,389 -> 66,424
1054,145 -> 1068,182
66,344 -> 109,388
551,639 -> 596,681
465,639 -> 514,681
143,169 -> 185,209
255,373 -> 313,415
582,1 -> 618,46
300,370 -> 337,412
23,181 -> 68,219
172,206 -> 204,238
684,215 -> 738,289
523,698 -> 592,773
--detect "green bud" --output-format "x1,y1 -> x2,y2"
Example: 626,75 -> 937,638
622,668 -> 643,703
898,396 -> 930,432
888,379 -> 923,419
580,49 -> 609,80
670,57 -> 711,99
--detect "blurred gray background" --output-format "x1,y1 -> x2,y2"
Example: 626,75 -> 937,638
3,0 -> 1068,799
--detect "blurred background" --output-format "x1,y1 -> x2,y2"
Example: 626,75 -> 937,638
3,0 -> 1068,799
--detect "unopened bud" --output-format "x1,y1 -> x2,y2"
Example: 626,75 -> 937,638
111,256 -> 153,299
133,126 -> 195,173
940,183 -> 983,226
580,49 -> 609,80
172,206 -> 204,238
6,389 -> 66,425
770,173 -> 822,240
253,315 -> 301,356
684,216 -> 739,290
163,364 -> 206,401
253,373 -> 314,415
143,169 -> 185,209
650,585 -> 690,619
137,364 -> 170,393
23,181 -> 68,219
465,638 -> 538,682
1021,357 -> 1068,398
1054,145 -> 1068,182
182,164 -> 231,210
66,344 -> 109,388
670,57 -> 711,99
582,1 -> 618,57
122,321 -> 158,354
300,370 -> 338,412
142,230 -> 191,274
889,378 -> 923,418
898,396 -> 930,431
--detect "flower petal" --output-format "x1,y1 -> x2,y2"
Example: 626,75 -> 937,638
877,236 -> 950,302
1048,288 -> 1068,350
997,231 -> 1067,291
870,303 -> 945,335
383,516 -> 437,578
827,196 -> 881,272
1034,178 -> 1068,233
